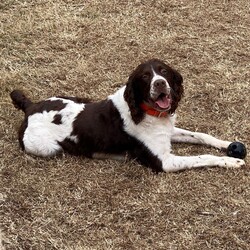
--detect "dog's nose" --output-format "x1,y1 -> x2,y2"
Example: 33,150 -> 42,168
154,79 -> 166,88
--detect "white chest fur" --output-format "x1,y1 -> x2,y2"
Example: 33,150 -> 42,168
109,87 -> 175,161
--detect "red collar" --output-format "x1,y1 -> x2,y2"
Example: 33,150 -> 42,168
140,102 -> 170,118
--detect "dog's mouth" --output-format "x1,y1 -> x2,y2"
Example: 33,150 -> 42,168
148,93 -> 172,111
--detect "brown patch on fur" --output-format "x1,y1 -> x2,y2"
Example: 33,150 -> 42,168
1,1 -> 249,249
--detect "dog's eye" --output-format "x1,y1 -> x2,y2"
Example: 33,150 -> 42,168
142,74 -> 150,80
160,68 -> 168,75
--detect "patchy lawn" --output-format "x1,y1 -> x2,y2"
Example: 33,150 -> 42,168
0,0 -> 249,249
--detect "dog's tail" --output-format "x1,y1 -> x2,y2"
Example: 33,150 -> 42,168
10,90 -> 33,113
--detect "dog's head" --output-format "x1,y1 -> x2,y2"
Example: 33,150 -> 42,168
124,59 -> 183,124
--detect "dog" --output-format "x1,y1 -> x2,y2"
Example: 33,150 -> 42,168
10,59 -> 245,172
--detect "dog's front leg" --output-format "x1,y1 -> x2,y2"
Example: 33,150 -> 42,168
171,127 -> 231,150
162,154 -> 245,172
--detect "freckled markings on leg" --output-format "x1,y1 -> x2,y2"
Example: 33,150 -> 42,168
180,132 -> 194,137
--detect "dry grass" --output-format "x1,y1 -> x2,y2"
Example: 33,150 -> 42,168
0,0 -> 249,249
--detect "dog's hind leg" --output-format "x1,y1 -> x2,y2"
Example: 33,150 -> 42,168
171,127 -> 231,150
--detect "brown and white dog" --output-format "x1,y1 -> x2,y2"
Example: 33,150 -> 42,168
10,59 -> 245,172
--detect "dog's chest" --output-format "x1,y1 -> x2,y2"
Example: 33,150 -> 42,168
124,115 -> 175,159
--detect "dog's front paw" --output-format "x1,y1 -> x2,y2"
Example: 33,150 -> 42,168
219,157 -> 245,168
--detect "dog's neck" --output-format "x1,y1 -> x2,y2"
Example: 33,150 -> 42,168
140,102 -> 170,118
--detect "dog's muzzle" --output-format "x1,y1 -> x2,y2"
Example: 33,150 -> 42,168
150,80 -> 172,110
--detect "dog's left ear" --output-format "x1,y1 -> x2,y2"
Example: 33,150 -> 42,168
124,74 -> 144,124
172,68 -> 183,85
170,68 -> 184,114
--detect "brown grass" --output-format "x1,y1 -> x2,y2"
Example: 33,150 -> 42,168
1,0 -> 249,249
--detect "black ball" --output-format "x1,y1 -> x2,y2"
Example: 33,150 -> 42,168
227,142 -> 247,159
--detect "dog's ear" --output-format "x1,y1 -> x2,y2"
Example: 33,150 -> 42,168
170,69 -> 184,114
173,68 -> 183,86
124,73 -> 144,124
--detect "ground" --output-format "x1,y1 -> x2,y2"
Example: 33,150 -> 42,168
0,0 -> 249,249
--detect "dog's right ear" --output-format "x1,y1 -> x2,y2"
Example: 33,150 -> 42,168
124,73 -> 144,125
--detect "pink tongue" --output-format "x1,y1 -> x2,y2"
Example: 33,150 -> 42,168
155,96 -> 171,109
